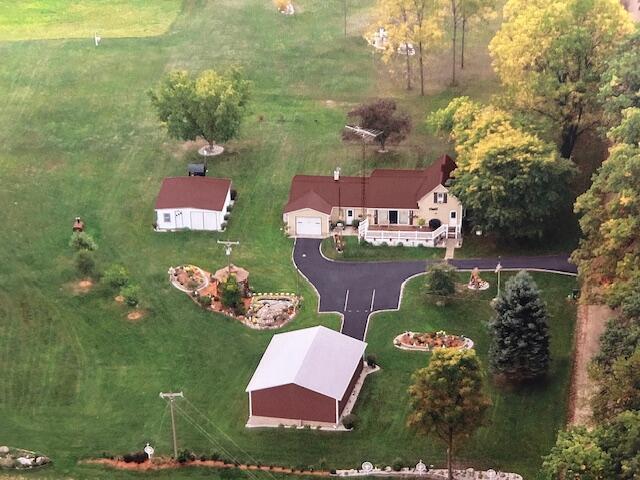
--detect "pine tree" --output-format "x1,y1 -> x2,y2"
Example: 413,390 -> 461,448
488,270 -> 550,382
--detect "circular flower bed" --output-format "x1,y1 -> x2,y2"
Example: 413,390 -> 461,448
169,265 -> 208,293
393,331 -> 474,352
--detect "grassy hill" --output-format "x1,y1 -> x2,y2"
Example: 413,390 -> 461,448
0,1 -> 575,478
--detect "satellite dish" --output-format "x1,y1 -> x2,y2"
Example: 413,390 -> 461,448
361,461 -> 373,472
415,460 -> 427,473
144,443 -> 155,459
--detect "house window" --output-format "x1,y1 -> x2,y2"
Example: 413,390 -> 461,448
163,213 -> 171,223
347,209 -> 353,217
389,210 -> 399,224
434,192 -> 448,204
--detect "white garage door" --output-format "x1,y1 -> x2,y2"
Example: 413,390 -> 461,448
296,217 -> 322,236
190,211 -> 205,230
203,212 -> 217,230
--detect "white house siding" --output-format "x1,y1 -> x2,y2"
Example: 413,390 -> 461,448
155,207 -> 226,231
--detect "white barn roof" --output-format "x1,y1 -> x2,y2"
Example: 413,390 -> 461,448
245,326 -> 367,400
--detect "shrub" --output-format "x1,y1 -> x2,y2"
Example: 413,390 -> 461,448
177,449 -> 195,464
74,250 -> 96,276
351,219 -> 360,229
425,262 -> 456,298
365,353 -> 378,367
220,222 -> 228,230
210,452 -> 220,461
103,264 -> 129,289
69,231 -> 97,251
230,189 -> 237,200
392,458 -> 405,471
123,451 -> 147,464
342,413 -> 358,430
220,275 -> 242,310
120,284 -> 140,307
198,294 -> 213,307
226,204 -> 233,213
224,213 -> 230,221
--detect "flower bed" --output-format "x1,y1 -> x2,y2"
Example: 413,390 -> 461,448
0,446 -> 51,470
168,265 -> 299,330
393,331 -> 474,352
169,265 -> 208,293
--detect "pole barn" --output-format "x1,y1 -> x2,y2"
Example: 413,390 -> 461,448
245,326 -> 366,426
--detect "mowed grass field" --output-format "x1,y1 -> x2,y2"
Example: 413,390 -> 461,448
0,1 -> 182,40
0,1 -> 576,479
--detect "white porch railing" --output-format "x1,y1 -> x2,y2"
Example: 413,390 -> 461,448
358,219 -> 449,246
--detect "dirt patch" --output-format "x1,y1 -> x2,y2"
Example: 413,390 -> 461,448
68,279 -> 93,295
127,310 -> 146,322
568,302 -> 614,426
114,295 -> 125,304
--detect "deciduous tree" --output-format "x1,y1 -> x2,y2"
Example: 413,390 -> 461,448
345,99 -> 411,151
459,0 -> 496,70
489,0 -> 633,159
592,349 -> 640,422
149,68 -> 250,151
429,98 -> 574,238
488,271 -> 551,382
542,427 -> 612,480
599,25 -> 640,125
425,262 -> 456,302
408,348 -> 490,480
372,0 -> 444,95
571,110 -> 640,304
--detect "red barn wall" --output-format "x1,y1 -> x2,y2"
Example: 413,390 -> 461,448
338,360 -> 363,415
250,383 -> 336,423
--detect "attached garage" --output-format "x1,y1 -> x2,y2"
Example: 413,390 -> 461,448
295,216 -> 322,236
246,326 -> 367,426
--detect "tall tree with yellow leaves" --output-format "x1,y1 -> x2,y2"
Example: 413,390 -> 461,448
371,0 -> 444,95
489,0 -> 633,159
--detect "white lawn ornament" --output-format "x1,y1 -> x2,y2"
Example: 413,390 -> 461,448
486,469 -> 497,480
415,460 -> 427,474
94,32 -> 101,46
397,42 -> 416,56
361,461 -> 373,473
144,443 -> 155,459
372,27 -> 388,50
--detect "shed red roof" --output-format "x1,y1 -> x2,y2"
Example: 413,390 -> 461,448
284,155 -> 456,213
155,177 -> 231,211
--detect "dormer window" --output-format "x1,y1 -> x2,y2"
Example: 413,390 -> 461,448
434,192 -> 448,204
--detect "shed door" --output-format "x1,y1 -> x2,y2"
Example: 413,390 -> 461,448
190,211 -> 205,230
203,212 -> 217,230
296,217 -> 322,236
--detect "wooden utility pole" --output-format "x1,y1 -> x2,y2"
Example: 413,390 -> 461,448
159,391 -> 184,459
217,240 -> 240,272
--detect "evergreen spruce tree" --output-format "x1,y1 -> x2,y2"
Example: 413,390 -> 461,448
488,270 -> 550,382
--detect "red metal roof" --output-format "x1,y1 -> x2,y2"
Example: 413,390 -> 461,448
155,177 -> 231,211
283,155 -> 455,213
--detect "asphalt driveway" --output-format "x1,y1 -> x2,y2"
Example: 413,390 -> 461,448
293,238 -> 576,341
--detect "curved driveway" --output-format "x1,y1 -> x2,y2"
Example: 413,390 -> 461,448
293,238 -> 577,341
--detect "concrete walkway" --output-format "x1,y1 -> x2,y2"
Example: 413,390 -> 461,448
294,238 -> 577,341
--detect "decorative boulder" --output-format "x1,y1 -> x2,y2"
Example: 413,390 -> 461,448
0,446 -> 8,454
17,457 -> 34,467
0,457 -> 15,468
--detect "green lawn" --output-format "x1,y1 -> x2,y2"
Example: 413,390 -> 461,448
0,1 -> 182,40
0,1 -> 575,479
321,236 -> 444,261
